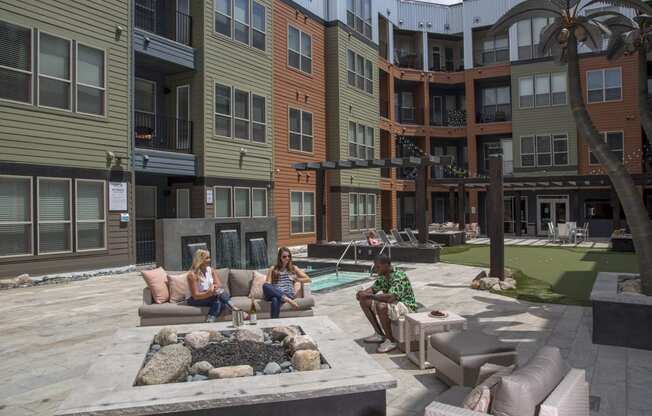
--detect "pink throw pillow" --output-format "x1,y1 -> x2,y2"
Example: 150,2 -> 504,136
141,268 -> 169,304
168,272 -> 191,303
462,385 -> 491,412
249,271 -> 267,299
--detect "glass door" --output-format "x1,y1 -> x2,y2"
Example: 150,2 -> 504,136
504,197 -> 515,233
537,198 -> 568,235
136,186 -> 156,264
432,96 -> 443,125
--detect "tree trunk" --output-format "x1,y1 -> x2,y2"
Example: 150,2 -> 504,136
567,36 -> 652,295
638,47 -> 652,144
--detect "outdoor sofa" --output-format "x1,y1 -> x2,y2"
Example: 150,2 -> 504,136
138,268 -> 315,326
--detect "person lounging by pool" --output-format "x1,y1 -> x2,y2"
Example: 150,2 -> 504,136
356,254 -> 417,353
263,247 -> 311,319
366,230 -> 381,246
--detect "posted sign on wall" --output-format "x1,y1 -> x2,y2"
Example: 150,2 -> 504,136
109,182 -> 128,211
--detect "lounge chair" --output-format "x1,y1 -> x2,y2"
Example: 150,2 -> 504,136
376,230 -> 396,246
405,228 -> 439,247
547,222 -> 557,242
465,223 -> 480,240
391,229 -> 412,246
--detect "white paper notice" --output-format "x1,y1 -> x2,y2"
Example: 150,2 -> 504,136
109,182 -> 128,211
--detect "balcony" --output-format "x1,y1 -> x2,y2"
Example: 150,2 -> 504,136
135,1 -> 192,46
427,36 -> 464,72
134,112 -> 193,153
395,29 -> 423,70
476,105 -> 512,123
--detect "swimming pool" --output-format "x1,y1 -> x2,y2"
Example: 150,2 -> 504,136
309,271 -> 371,292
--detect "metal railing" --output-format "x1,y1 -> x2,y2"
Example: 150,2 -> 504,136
134,112 -> 193,153
335,240 -> 357,277
135,0 -> 192,46
476,105 -> 512,123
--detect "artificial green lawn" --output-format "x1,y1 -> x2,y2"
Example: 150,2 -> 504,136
440,245 -> 639,306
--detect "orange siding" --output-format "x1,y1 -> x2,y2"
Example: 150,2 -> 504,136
272,1 -> 327,247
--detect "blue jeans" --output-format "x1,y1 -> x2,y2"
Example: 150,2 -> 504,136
187,292 -> 232,318
262,283 -> 294,319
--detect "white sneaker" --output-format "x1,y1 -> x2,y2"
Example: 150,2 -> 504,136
363,333 -> 385,343
205,315 -> 217,323
377,339 -> 398,353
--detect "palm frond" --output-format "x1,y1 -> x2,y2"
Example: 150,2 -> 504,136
606,32 -> 628,59
577,21 -> 605,50
490,0 -> 562,35
539,22 -> 564,56
550,41 -> 568,63
634,14 -> 652,26
603,15 -> 637,34
586,10 -> 630,21
580,0 -> 652,15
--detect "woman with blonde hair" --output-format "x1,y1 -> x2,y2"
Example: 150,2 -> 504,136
262,247 -> 311,319
186,249 -> 239,322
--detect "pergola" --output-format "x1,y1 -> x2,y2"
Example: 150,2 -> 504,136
293,155 -> 453,245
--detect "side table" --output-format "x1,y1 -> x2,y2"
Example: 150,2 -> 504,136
405,311 -> 467,370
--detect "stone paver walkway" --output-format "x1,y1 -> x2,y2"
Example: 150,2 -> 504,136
468,236 -> 610,249
0,262 -> 649,416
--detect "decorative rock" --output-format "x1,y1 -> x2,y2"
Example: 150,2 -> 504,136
280,361 -> 292,369
233,328 -> 264,343
288,335 -> 318,354
477,277 -> 500,290
256,371 -> 263,376
185,331 -> 210,349
192,374 -> 208,382
621,278 -> 642,294
154,327 -> 178,347
291,350 -> 321,371
208,330 -> 225,342
263,362 -> 282,375
150,344 -> 161,352
189,361 -> 213,376
499,279 -> 516,290
187,375 -> 193,382
136,344 -> 192,385
270,325 -> 300,341
208,365 -> 254,379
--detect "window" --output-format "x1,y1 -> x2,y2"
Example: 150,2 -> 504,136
214,83 -> 231,137
290,191 -> 314,234
520,136 -> 535,167
0,21 -> 32,104
482,34 -> 508,65
349,193 -> 376,231
214,186 -> 232,218
0,176 -> 32,257
536,134 -> 552,166
587,68 -> 622,103
38,178 -> 71,254
535,73 -> 550,107
551,72 -> 566,105
76,180 -> 106,251
517,17 -> 551,60
38,33 -> 71,110
234,187 -> 250,217
176,188 -> 190,218
346,0 -> 372,39
251,188 -> 267,217
76,44 -> 105,116
553,134 -> 568,165
289,108 -> 313,152
346,50 -> 372,94
234,88 -> 249,140
590,131 -> 624,164
288,26 -> 312,74
214,0 -> 266,51
519,76 -> 533,108
251,94 -> 265,143
481,86 -> 510,120
348,121 -> 374,159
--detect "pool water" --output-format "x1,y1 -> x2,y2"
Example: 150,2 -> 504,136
309,271 -> 371,292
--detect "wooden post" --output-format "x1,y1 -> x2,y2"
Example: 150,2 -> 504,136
316,170 -> 327,243
514,191 -> 522,237
458,182 -> 466,230
489,156 -> 504,280
448,188 -> 456,222
415,161 -> 428,244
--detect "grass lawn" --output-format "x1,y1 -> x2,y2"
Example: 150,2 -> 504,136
440,245 -> 639,306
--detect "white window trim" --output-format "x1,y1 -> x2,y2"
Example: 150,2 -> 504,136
347,49 -> 373,95
251,93 -> 266,143
289,190 -> 315,235
37,31 -> 73,112
75,179 -> 107,252
233,0 -> 251,47
0,174 -> 33,258
75,42 -> 107,118
348,121 -> 375,159
287,25 -> 312,74
37,177 -> 73,255
550,72 -> 567,106
214,81 -> 232,138
0,21 -> 34,106
518,76 -> 534,109
135,77 -> 157,116
251,187 -> 268,218
214,0 -> 232,37
214,186 -> 233,218
252,1 -> 266,51
214,0 -> 266,52
587,67 -> 623,104
552,133 -> 569,166
233,186 -> 251,218
346,0 -> 372,39
535,134 -> 552,167
589,130 -> 625,165
288,107 -> 314,154
520,135 -> 536,167
534,72 -> 551,107
349,192 -> 376,232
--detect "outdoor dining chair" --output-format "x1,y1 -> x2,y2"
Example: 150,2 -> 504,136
557,223 -> 570,244
574,222 -> 590,244
547,222 -> 557,242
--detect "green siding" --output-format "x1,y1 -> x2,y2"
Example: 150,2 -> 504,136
511,61 -> 578,176
199,0 -> 274,181
0,0 -> 130,170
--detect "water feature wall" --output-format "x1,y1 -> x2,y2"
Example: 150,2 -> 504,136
245,232 -> 269,270
215,223 -> 242,269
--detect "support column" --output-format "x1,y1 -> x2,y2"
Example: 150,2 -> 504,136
611,187 -> 621,231
388,21 -> 395,64
316,170 -> 327,243
458,182 -> 466,230
489,156 -> 504,280
469,189 -> 479,223
448,187 -> 456,222
415,162 -> 428,244
389,74 -> 396,124
514,191 -> 522,236
422,31 -> 429,71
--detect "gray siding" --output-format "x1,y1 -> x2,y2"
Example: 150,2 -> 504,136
133,149 -> 197,176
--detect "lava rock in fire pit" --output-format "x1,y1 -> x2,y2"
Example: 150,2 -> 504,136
263,362 -> 282,375
154,327 -> 178,347
291,350 -> 321,372
287,335 -> 318,354
189,360 -> 213,376
191,340 -> 290,372
185,331 -> 210,349
136,344 -> 192,385
233,328 -> 264,343
208,330 -> 226,342
150,344 -> 161,352
208,365 -> 254,379
270,326 -> 300,342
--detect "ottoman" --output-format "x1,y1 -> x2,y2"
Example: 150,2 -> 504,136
427,330 -> 517,386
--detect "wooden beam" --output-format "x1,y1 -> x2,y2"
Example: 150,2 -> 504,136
488,156 -> 504,280
337,160 -> 353,169
307,162 -> 321,170
321,161 -> 336,169
354,160 -> 370,167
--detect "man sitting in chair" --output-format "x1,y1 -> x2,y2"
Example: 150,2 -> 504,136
356,254 -> 417,353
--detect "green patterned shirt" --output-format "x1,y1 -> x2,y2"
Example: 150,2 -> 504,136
371,268 -> 418,312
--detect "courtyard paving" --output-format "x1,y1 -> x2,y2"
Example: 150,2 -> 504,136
0,261 -> 650,416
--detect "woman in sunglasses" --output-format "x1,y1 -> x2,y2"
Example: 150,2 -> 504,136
263,247 -> 310,318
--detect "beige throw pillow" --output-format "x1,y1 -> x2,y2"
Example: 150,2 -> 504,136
249,271 -> 267,299
462,385 -> 491,412
168,272 -> 191,303
141,268 -> 169,304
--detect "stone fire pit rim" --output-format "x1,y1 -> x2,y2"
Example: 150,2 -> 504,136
591,272 -> 651,306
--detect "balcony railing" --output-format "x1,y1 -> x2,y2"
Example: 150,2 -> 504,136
395,52 -> 422,69
135,1 -> 192,46
431,165 -> 468,179
134,112 -> 193,153
397,107 -> 416,124
476,105 -> 512,123
380,98 -> 389,119
431,109 -> 467,127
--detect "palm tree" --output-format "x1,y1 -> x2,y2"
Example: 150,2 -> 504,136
491,0 -> 652,295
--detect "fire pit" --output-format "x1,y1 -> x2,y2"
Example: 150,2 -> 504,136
56,317 -> 396,416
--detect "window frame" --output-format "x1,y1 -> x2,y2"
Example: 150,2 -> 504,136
213,0 -> 267,52
520,135 -> 536,167
550,72 -> 567,106
552,133 -> 569,166
289,190 -> 315,235
518,76 -> 534,109
37,177 -> 73,255
233,87 -> 250,141
534,72 -> 551,107
214,186 -> 233,218
287,25 -> 312,75
589,131 -> 625,165
348,121 -> 374,159
251,93 -> 266,143
75,42 -> 107,117
345,0 -> 372,40
288,107 -> 314,154
346,49 -> 373,95
214,81 -> 232,138
0,174 -> 34,258
75,179 -> 107,252
37,31 -> 73,112
587,67 -> 622,104
0,20 -> 34,106
348,192 -> 376,231
251,187 -> 268,218
535,134 -> 552,167
251,1 -> 266,52
233,186 -> 251,218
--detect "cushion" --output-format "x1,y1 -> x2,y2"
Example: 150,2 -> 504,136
229,269 -> 254,296
462,385 -> 491,412
138,302 -> 206,317
249,271 -> 267,299
435,386 -> 473,407
492,347 -> 570,416
429,330 -> 516,364
168,272 -> 191,303
252,296 -> 315,313
463,364 -> 515,412
141,268 -> 169,304
215,268 -> 230,296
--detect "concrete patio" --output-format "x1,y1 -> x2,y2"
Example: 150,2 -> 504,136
0,261 -> 650,416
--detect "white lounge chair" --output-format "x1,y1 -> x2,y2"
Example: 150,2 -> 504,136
558,223 -> 570,244
574,222 -> 590,244
547,222 -> 557,242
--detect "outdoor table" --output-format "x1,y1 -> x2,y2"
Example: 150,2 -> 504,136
404,311 -> 467,370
